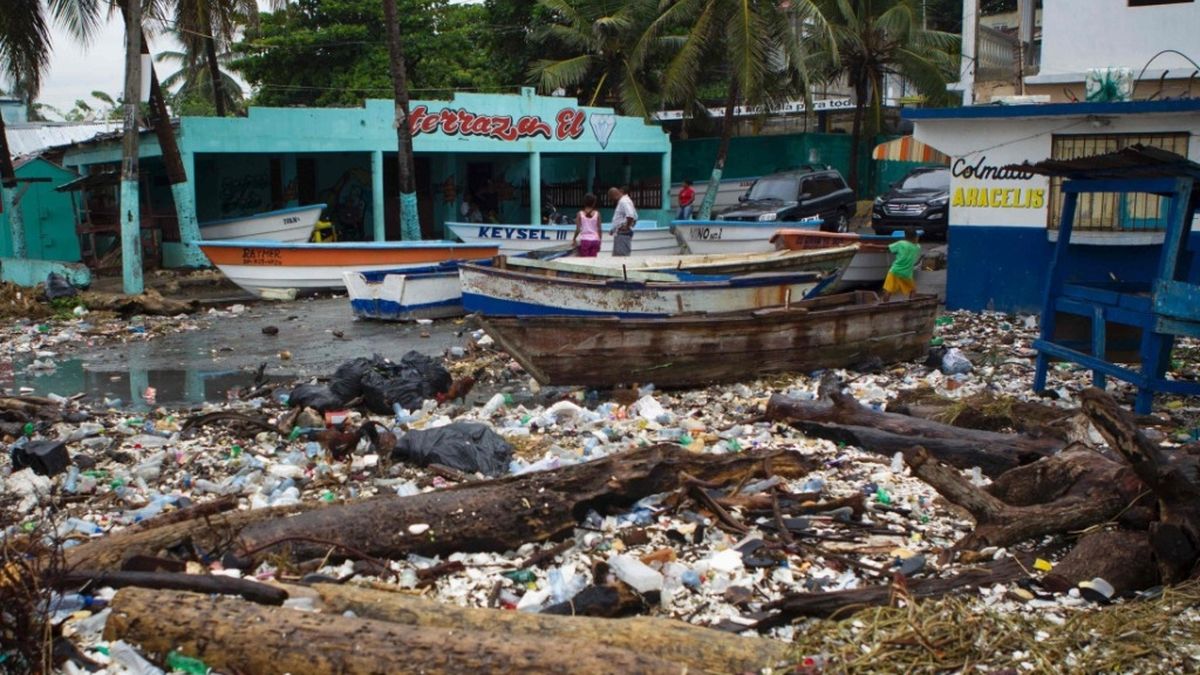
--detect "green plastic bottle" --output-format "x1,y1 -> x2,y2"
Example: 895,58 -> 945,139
166,651 -> 210,675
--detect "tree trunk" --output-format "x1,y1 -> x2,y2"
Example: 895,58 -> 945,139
231,444 -> 812,564
1044,529 -> 1160,597
765,390 -> 1060,477
66,445 -> 812,572
903,445 -> 1137,551
697,81 -> 739,220
119,0 -> 144,294
313,584 -> 792,673
202,14 -> 226,117
0,111 -> 26,258
750,553 -> 1035,629
104,588 -> 695,674
1080,387 -> 1200,584
848,77 -> 866,195
382,0 -> 420,241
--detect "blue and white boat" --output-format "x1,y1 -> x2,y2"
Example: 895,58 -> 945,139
459,257 -> 838,318
447,220 -> 682,256
674,218 -> 822,255
343,262 -> 467,321
200,204 -> 327,243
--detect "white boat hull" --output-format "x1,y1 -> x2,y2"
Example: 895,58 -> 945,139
343,269 -> 463,321
459,264 -> 828,318
200,204 -> 325,242
447,221 -> 683,255
676,220 -> 822,254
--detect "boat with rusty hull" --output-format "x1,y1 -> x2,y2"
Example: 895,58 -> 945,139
476,292 -> 938,387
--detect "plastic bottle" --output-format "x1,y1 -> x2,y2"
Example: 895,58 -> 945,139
481,393 -> 506,416
166,651 -> 210,675
59,517 -> 102,537
891,452 -> 905,473
109,640 -> 166,675
63,466 -> 79,494
46,592 -> 104,622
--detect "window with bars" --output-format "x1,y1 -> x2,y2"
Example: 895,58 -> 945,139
1047,132 -> 1190,231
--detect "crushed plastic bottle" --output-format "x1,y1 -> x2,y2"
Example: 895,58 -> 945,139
607,554 -> 664,593
109,640 -> 166,675
166,651 -> 210,675
481,393 -> 507,416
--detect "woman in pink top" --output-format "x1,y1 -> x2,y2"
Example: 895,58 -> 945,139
573,193 -> 602,257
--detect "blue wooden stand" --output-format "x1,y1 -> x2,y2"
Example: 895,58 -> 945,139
1032,168 -> 1199,413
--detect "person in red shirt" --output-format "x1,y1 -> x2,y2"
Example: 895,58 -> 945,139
677,180 -> 695,220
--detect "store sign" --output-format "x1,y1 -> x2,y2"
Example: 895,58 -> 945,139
949,156 -> 1045,209
409,106 -> 587,142
652,98 -> 854,121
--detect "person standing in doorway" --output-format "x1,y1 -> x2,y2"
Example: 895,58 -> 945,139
677,180 -> 695,220
608,186 -> 638,257
573,193 -> 602,257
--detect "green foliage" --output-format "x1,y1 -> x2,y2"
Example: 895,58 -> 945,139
231,0 -> 500,107
483,0 -> 546,89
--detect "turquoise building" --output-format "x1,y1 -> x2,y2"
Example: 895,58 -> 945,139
60,89 -> 672,268
0,157 -> 81,262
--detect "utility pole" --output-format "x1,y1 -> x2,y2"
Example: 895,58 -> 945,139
119,0 -> 144,293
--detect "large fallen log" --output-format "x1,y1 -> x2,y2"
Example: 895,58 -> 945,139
313,583 -> 791,673
1081,388 -> 1200,584
68,445 -> 812,571
766,389 -> 1059,477
903,445 -> 1138,551
749,553 -> 1034,630
104,588 -> 694,674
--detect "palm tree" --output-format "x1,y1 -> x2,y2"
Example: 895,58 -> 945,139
648,0 -> 830,218
803,0 -> 959,192
528,0 -> 660,117
0,0 -> 103,260
382,0 -> 420,241
170,0 -> 260,116
155,43 -> 244,115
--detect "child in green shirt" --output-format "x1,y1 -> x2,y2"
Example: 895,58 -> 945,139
881,230 -> 921,302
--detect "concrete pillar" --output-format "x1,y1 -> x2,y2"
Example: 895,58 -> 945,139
172,150 -> 208,267
371,150 -> 385,241
960,0 -> 977,106
529,151 -> 541,225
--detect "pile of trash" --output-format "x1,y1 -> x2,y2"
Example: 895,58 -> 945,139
1,309 -> 1198,673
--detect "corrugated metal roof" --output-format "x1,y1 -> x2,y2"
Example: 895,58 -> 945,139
1004,145 -> 1200,180
5,121 -> 123,158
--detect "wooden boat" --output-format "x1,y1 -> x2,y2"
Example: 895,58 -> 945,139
343,262 -> 465,321
198,240 -> 498,298
509,245 -> 858,277
459,257 -> 837,318
200,204 -> 326,242
447,221 -> 682,256
477,292 -> 939,387
674,218 -> 822,254
771,229 -> 895,290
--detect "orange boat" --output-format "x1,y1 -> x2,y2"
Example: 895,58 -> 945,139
771,229 -> 893,290
198,240 -> 498,298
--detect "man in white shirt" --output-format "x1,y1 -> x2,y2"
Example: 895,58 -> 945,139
607,186 -> 637,257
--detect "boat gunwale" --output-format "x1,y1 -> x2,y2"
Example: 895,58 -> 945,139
458,260 -> 825,290
198,203 -> 328,228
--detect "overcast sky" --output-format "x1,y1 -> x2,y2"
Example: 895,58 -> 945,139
40,15 -> 129,115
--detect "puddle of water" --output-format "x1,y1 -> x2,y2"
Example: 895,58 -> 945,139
2,356 -> 284,410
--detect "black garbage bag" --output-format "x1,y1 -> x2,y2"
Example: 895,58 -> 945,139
329,357 -> 376,403
392,422 -> 512,477
357,351 -> 452,414
288,383 -> 342,412
11,439 -> 71,477
44,272 -> 78,300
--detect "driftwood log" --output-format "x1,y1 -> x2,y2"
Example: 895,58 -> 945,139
313,584 -> 791,673
903,445 -> 1140,551
749,554 -> 1035,630
1080,388 -> 1200,584
54,570 -> 287,605
67,445 -> 812,571
104,588 -> 694,674
765,389 -> 1059,478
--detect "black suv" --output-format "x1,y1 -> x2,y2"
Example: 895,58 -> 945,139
872,167 -> 950,239
714,166 -> 856,232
